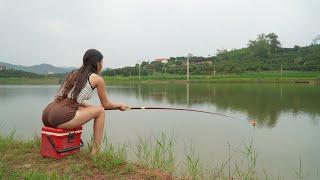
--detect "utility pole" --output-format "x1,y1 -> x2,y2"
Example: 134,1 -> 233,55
281,64 -> 283,79
138,60 -> 141,81
213,58 -> 216,77
186,83 -> 189,105
187,53 -> 192,81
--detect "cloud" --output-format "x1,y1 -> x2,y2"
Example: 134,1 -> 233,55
0,0 -> 319,68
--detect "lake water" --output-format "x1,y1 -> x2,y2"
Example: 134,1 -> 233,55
0,82 -> 319,179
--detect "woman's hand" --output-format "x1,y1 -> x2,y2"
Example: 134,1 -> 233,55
119,104 -> 129,111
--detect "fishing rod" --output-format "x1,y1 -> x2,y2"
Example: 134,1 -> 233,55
104,106 -> 238,120
105,106 -> 258,127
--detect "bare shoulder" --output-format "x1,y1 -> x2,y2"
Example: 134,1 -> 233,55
89,73 -> 105,87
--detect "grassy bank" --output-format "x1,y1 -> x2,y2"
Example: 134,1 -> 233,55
0,77 -> 61,85
104,71 -> 320,83
0,132 -> 172,179
3,131 -> 312,180
0,132 -> 257,179
0,71 -> 319,85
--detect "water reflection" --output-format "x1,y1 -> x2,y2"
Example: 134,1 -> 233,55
0,83 -> 319,179
106,82 -> 320,128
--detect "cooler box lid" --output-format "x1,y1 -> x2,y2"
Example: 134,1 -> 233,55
42,126 -> 82,136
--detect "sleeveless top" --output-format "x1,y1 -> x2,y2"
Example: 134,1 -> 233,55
56,72 -> 95,104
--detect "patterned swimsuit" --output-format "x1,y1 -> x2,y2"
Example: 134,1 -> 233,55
42,72 -> 95,127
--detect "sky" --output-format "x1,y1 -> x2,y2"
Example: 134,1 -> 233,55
0,0 -> 319,68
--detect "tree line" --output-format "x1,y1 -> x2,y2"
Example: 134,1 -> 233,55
103,33 -> 320,76
0,69 -> 67,79
0,69 -> 44,78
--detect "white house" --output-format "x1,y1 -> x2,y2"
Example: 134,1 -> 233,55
0,66 -> 7,71
153,58 -> 168,64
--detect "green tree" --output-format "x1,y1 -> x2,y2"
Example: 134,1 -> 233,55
266,33 -> 281,52
312,35 -> 320,45
101,33 -> 320,75
248,33 -> 271,58
141,61 -> 149,67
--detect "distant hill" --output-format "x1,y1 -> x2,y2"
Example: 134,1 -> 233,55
104,33 -> 320,76
0,62 -> 76,74
0,69 -> 43,78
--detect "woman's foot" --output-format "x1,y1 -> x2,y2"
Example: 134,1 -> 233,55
90,150 -> 97,155
90,144 -> 100,155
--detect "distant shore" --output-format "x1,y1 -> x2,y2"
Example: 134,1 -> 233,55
0,77 -> 61,85
0,71 -> 319,84
104,71 -> 320,84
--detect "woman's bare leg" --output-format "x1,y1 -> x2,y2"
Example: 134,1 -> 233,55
92,107 -> 105,154
57,106 -> 105,154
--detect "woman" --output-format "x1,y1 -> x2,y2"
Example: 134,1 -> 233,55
42,49 -> 128,154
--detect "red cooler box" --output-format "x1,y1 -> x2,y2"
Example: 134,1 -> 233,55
41,126 -> 83,159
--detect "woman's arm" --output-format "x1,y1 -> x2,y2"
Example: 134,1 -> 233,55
91,74 -> 127,110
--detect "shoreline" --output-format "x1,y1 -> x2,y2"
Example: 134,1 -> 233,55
1,131 -> 311,179
0,134 -> 173,179
0,79 -> 318,85
0,77 -> 61,85
105,78 -> 318,84
0,73 -> 319,85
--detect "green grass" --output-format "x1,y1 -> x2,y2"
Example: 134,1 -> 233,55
92,136 -> 127,172
1,131 -> 319,179
0,130 -> 18,153
184,144 -> 202,179
21,171 -> 72,180
0,131 -> 163,179
0,77 -> 60,84
234,140 -> 258,179
135,132 -> 175,174
104,71 -> 320,83
0,71 -> 319,84
0,163 -> 72,180
0,132 -> 64,179
295,156 -> 304,180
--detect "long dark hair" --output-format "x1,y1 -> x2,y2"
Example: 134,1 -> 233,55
56,49 -> 103,103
